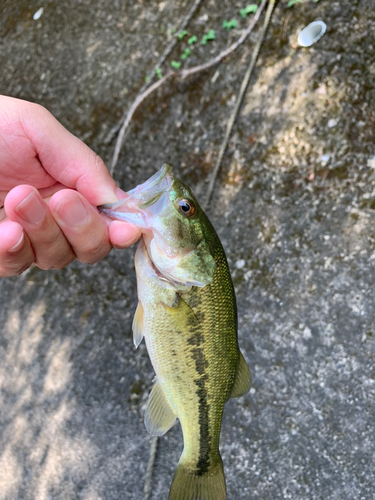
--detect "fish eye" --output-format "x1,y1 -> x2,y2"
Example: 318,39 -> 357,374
177,199 -> 195,217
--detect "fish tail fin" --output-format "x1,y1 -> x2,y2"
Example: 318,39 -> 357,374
169,456 -> 226,500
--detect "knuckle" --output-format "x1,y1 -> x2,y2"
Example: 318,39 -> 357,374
0,261 -> 33,278
80,240 -> 109,264
53,254 -> 76,270
1,262 -> 32,276
94,153 -> 106,172
15,263 -> 32,275
34,261 -> 49,271
32,102 -> 51,121
36,251 -> 75,271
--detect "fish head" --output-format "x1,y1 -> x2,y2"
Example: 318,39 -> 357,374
99,164 -> 215,287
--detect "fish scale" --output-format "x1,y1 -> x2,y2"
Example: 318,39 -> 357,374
98,164 -> 251,500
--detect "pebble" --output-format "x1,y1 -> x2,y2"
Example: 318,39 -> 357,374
236,259 -> 246,269
328,119 -> 338,128
367,156 -> 375,169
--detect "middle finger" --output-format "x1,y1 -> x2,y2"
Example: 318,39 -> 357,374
4,185 -> 76,270
49,189 -> 111,265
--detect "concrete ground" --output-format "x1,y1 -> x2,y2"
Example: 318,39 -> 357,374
1,0 -> 374,499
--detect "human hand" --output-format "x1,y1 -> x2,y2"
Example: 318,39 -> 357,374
0,95 -> 141,277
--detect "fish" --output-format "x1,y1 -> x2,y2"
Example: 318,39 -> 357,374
99,164 -> 251,500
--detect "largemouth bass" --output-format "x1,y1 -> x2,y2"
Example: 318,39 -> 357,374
99,164 -> 251,500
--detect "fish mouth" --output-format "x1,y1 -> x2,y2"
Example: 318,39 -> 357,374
98,164 -> 173,227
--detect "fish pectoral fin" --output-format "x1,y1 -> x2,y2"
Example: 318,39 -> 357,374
161,294 -> 200,326
132,301 -> 144,348
144,380 -> 176,436
230,351 -> 251,399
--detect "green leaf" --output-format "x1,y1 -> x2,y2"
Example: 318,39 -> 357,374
178,30 -> 188,40
240,4 -> 258,18
171,60 -> 182,69
223,19 -> 238,31
155,68 -> 163,79
144,75 -> 151,83
181,48 -> 191,60
287,0 -> 302,7
168,27 -> 177,35
188,35 -> 198,45
202,29 -> 216,45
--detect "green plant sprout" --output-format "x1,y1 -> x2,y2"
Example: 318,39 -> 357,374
223,19 -> 238,30
155,68 -> 163,79
144,75 -> 151,83
168,27 -> 177,35
201,29 -> 216,45
171,60 -> 182,69
188,35 -> 198,45
178,30 -> 188,40
287,0 -> 302,6
180,48 -> 191,60
239,4 -> 258,18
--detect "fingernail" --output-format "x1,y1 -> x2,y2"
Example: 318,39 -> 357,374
15,192 -> 45,224
8,232 -> 24,253
55,196 -> 88,227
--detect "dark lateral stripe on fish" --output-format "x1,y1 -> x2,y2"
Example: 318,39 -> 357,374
190,331 -> 211,476
194,376 -> 211,475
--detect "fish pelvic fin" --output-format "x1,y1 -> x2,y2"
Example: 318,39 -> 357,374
230,351 -> 251,399
144,380 -> 176,436
169,456 -> 226,500
132,301 -> 144,348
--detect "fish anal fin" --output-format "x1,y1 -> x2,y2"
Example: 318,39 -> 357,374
132,301 -> 144,348
144,380 -> 176,436
230,351 -> 251,399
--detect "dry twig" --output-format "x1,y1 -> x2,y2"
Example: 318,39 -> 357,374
110,0 -> 204,174
110,1 -> 267,174
203,0 -> 277,210
110,72 -> 174,174
142,436 -> 159,500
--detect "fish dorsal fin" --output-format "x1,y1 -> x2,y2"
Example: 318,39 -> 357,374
230,351 -> 251,399
144,380 -> 176,436
132,301 -> 144,348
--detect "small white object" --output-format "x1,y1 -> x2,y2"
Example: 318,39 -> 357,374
33,7 -> 44,20
211,70 -> 220,83
321,154 -> 330,163
235,259 -> 245,269
198,14 -> 208,23
328,119 -> 338,128
367,156 -> 375,169
298,21 -> 327,47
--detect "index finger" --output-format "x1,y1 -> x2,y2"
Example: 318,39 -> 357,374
0,96 -> 120,206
